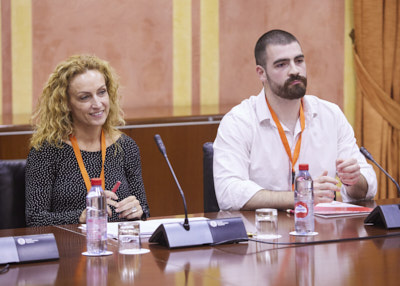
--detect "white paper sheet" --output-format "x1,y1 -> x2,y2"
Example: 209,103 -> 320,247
81,217 -> 209,239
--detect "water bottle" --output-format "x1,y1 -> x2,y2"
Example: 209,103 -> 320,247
294,164 -> 314,234
86,178 -> 107,254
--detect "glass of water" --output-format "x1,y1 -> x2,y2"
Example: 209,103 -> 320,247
255,208 -> 281,240
118,222 -> 141,254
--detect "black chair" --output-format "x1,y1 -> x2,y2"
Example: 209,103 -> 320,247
0,159 -> 27,229
202,142 -> 220,212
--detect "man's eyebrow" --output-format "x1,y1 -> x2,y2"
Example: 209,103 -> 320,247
273,58 -> 289,65
273,54 -> 304,65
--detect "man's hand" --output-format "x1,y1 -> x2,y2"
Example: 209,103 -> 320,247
336,158 -> 361,187
336,158 -> 368,199
313,170 -> 340,204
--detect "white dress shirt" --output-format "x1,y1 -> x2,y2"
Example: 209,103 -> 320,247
213,89 -> 377,210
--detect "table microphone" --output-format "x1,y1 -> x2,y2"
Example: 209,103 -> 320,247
154,134 -> 190,230
149,134 -> 248,248
360,147 -> 400,195
360,146 -> 400,229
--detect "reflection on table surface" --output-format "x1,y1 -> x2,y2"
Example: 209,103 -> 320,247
0,199 -> 399,286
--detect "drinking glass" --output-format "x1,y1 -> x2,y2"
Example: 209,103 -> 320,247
255,208 -> 281,239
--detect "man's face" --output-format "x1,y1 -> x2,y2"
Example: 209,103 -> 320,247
264,42 -> 307,100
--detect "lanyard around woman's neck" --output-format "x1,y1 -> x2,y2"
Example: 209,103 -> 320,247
265,96 -> 305,191
69,129 -> 106,192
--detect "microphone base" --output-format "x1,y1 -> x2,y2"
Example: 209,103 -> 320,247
364,204 -> 400,229
149,217 -> 248,248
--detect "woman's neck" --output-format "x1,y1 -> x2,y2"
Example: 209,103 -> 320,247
72,127 -> 103,151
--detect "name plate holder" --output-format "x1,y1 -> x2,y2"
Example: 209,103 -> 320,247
149,217 -> 248,249
0,233 -> 59,264
364,204 -> 400,229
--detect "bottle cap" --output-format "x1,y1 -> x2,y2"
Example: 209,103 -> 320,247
298,164 -> 309,170
90,178 -> 102,186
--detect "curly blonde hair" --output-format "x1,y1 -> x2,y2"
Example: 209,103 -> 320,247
30,54 -> 125,149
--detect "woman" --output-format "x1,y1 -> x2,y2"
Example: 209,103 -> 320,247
26,54 -> 150,226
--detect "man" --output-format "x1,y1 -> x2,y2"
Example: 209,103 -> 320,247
213,29 -> 377,211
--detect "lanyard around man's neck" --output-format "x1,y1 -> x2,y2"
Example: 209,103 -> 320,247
69,129 -> 106,192
265,96 -> 305,190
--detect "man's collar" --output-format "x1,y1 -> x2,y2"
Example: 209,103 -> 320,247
255,88 -> 271,123
256,88 -> 318,125
302,96 -> 318,122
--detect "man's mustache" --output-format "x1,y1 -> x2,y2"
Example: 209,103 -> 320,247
285,75 -> 307,86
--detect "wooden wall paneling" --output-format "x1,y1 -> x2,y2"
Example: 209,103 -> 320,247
125,123 -> 219,217
0,134 -> 31,159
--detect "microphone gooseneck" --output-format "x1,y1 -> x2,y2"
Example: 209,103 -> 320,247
154,134 -> 190,231
360,146 -> 400,196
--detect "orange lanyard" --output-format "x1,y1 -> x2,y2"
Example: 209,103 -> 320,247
265,97 -> 305,190
69,130 -> 106,192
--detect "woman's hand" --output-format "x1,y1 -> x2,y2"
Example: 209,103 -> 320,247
80,190 -> 117,222
115,195 -> 143,219
104,190 -> 118,217
104,190 -> 143,220
79,209 -> 87,224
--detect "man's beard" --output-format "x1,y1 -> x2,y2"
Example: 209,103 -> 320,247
267,74 -> 307,100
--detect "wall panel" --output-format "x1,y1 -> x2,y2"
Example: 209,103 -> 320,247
0,0 -> 345,123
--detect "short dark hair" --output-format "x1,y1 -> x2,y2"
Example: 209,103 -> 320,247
254,30 -> 299,68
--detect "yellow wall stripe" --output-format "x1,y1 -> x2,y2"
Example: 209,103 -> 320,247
0,2 -> 3,124
12,0 -> 32,124
344,0 -> 356,127
200,0 -> 219,115
173,0 -> 192,116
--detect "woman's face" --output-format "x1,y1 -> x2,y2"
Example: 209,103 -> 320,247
68,70 -> 110,132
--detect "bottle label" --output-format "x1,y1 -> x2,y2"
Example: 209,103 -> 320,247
294,201 -> 309,218
87,217 -> 107,240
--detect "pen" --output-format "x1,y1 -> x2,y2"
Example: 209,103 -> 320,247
286,209 -> 294,215
247,232 -> 255,238
336,171 -> 350,187
111,181 -> 121,193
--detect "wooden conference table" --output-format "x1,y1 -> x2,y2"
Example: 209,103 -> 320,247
0,199 -> 399,286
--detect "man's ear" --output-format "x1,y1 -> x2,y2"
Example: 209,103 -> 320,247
256,65 -> 267,82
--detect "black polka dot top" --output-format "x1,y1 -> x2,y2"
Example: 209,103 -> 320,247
25,134 -> 150,226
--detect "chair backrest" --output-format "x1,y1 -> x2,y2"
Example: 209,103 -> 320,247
0,159 -> 27,229
202,142 -> 220,212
